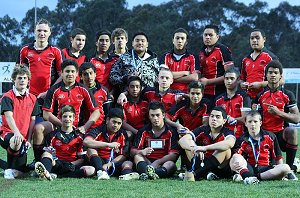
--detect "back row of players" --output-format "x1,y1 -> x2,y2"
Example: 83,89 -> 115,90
0,19 -> 299,183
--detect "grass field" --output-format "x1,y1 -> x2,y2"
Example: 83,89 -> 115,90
0,136 -> 300,198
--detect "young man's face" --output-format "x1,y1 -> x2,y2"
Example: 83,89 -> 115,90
81,68 -> 96,88
188,88 -> 203,105
149,109 -> 165,128
224,72 -> 239,90
113,34 -> 128,50
107,117 -> 122,133
266,67 -> 282,85
173,32 -> 187,51
61,111 -> 75,128
62,65 -> 78,84
71,34 -> 86,52
96,34 -> 111,53
35,23 -> 51,43
14,74 -> 29,91
128,80 -> 141,98
132,35 -> 148,54
203,28 -> 219,47
209,110 -> 226,129
158,70 -> 173,90
250,31 -> 265,51
245,114 -> 262,137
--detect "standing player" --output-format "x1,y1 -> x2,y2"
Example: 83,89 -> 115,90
160,28 -> 200,93
131,101 -> 180,180
110,28 -> 128,57
253,60 -> 300,177
199,25 -> 234,100
0,66 -> 40,179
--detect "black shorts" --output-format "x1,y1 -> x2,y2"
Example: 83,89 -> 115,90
247,163 -> 273,176
274,130 -> 287,152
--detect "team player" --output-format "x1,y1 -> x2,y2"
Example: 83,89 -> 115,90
253,60 -> 300,176
131,101 -> 180,180
160,28 -> 200,93
34,105 -> 95,180
179,106 -> 236,181
84,108 -> 138,180
230,111 -> 292,184
199,24 -> 234,100
110,28 -> 128,57
215,67 -> 251,138
0,66 -> 40,179
61,28 -> 88,82
17,19 -> 63,99
240,29 -> 278,99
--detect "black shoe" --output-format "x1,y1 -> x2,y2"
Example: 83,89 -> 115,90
26,160 -> 36,171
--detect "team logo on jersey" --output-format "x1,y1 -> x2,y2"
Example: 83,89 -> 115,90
182,115 -> 189,121
245,145 -> 252,152
95,63 -> 101,68
28,52 -> 34,57
48,53 -> 54,59
126,107 -> 133,113
141,107 -> 148,114
245,61 -> 250,66
202,138 -> 209,145
168,59 -> 174,65
260,60 -> 266,66
55,140 -> 62,146
211,57 -> 217,63
76,94 -> 84,101
221,104 -> 227,110
57,94 -> 65,99
97,96 -> 105,103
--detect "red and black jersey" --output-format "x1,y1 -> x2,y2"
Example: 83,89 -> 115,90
237,130 -> 283,166
122,97 -> 149,130
46,128 -> 84,162
1,88 -> 40,140
17,43 -> 63,96
43,81 -> 99,127
132,123 -> 180,160
161,49 -> 200,92
85,124 -> 129,159
167,98 -> 210,130
241,48 -> 277,99
254,86 -> 297,133
142,85 -> 182,112
192,126 -> 235,158
199,43 -> 233,97
90,55 -> 118,91
215,89 -> 251,138
61,48 -> 88,82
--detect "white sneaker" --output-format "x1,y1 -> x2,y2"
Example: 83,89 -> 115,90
286,172 -> 298,181
34,162 -> 53,181
244,177 -> 259,185
119,172 -> 139,180
293,158 -> 300,173
97,170 -> 110,180
178,172 -> 185,180
4,169 -> 15,179
233,174 -> 243,182
207,172 -> 219,180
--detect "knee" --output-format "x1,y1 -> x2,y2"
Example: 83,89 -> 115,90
284,127 -> 297,142
87,148 -> 98,157
33,124 -> 45,137
9,136 -> 22,151
163,161 -> 176,169
83,166 -> 96,176
280,164 -> 291,175
133,154 -> 143,163
122,161 -> 133,169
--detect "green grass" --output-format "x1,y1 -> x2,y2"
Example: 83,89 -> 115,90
1,132 -> 300,198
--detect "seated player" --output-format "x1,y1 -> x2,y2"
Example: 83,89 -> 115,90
230,110 -> 292,184
179,106 -> 236,181
34,105 -> 95,180
131,101 -> 180,180
83,108 -> 138,180
0,66 -> 40,179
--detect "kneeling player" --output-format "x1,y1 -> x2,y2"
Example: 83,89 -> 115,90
34,105 -> 95,180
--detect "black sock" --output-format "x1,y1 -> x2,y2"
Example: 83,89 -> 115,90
90,155 -> 103,171
0,159 -> 7,170
41,157 -> 53,172
286,143 -> 298,170
136,161 -> 148,174
240,168 -> 252,179
155,167 -> 168,178
33,144 -> 44,162
194,155 -> 220,179
121,168 -> 132,175
6,147 -> 19,169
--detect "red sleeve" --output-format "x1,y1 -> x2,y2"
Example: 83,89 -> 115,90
54,47 -> 63,74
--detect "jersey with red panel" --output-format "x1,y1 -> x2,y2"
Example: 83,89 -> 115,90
43,81 -> 99,127
241,48 -> 277,99
192,126 -> 235,158
237,130 -> 283,166
199,43 -> 233,97
215,89 -> 251,138
17,43 -> 63,96
167,98 -> 210,130
253,86 -> 297,133
85,124 -> 129,159
45,128 -> 84,162
61,48 -> 88,82
131,123 -> 180,160
90,55 -> 118,91
1,87 -> 40,140
160,49 -> 200,93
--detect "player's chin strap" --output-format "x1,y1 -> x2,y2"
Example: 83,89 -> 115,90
106,148 -> 115,176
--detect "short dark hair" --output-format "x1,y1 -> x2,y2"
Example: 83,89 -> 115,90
111,28 -> 128,41
79,62 -> 96,76
132,31 -> 148,42
36,18 -> 52,31
127,76 -> 142,86
266,60 -> 283,75
70,28 -> 86,38
211,106 -> 227,119
60,105 -> 76,117
95,30 -> 111,42
61,59 -> 79,72
224,67 -> 240,78
245,110 -> 262,121
251,29 -> 266,37
204,24 -> 219,35
148,101 -> 165,114
188,81 -> 204,93
108,108 -> 124,120
173,28 -> 189,39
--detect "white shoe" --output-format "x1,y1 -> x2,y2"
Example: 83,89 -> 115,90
233,174 -> 243,182
178,172 -> 185,180
35,162 -> 53,181
97,170 -> 110,180
207,172 -> 219,180
119,172 -> 139,180
4,169 -> 15,179
285,172 -> 298,181
244,177 -> 259,185
293,158 -> 300,173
